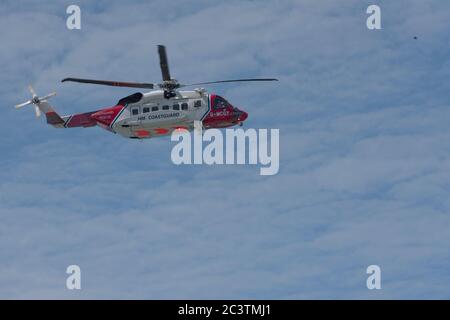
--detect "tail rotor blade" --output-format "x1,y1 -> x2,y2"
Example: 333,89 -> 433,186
158,45 -> 171,81
34,106 -> 41,118
28,85 -> 37,98
39,92 -> 57,101
15,100 -> 32,109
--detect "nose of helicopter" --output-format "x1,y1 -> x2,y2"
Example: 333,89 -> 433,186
238,110 -> 248,122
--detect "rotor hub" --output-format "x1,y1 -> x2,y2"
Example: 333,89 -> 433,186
159,79 -> 180,91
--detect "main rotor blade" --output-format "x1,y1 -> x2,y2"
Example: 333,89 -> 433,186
158,45 -> 171,81
62,78 -> 155,89
182,78 -> 279,87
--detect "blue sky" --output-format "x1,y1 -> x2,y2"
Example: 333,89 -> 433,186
0,0 -> 450,299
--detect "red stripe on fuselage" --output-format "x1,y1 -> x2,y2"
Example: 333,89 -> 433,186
91,105 -> 124,127
64,111 -> 97,128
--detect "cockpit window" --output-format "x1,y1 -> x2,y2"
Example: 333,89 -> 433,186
213,96 -> 230,110
118,92 -> 143,106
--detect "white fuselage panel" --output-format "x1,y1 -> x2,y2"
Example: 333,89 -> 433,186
112,90 -> 210,138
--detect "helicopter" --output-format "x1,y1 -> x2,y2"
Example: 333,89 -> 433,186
15,45 -> 278,139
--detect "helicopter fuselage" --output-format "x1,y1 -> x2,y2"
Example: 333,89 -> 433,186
16,45 -> 274,138
62,89 -> 248,139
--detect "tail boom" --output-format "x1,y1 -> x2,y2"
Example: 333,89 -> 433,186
16,86 -> 125,131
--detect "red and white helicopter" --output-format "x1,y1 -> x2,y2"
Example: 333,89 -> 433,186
16,45 -> 277,139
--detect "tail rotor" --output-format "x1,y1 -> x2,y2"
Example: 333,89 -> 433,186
15,85 -> 56,118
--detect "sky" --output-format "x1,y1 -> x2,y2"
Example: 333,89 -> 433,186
0,0 -> 449,299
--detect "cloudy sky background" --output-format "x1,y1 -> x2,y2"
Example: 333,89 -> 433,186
0,0 -> 449,299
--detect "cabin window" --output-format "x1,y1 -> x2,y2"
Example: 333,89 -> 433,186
181,103 -> 188,110
143,107 -> 150,113
131,108 -> 139,116
162,105 -> 169,110
152,106 -> 159,112
194,100 -> 202,108
173,104 -> 180,111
